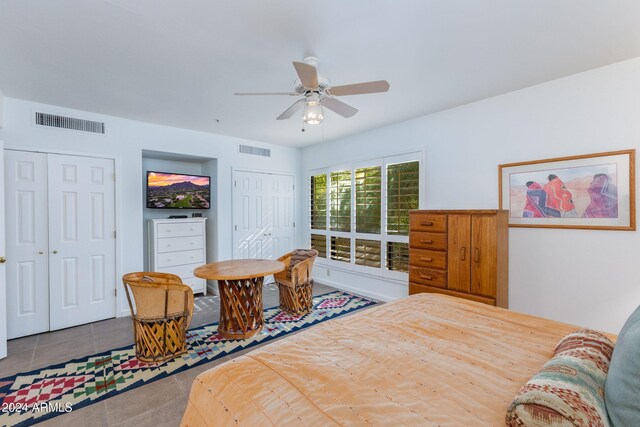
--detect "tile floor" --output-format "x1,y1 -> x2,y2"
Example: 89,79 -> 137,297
0,282 -> 368,426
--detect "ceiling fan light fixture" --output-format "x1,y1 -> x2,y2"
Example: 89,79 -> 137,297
303,99 -> 324,125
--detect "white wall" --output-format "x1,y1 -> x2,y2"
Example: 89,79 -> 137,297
0,89 -> 5,128
0,98 -> 302,317
303,57 -> 640,334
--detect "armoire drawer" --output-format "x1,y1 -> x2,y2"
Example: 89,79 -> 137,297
409,231 -> 447,251
410,214 -> 447,233
156,221 -> 204,238
157,249 -> 204,268
409,266 -> 447,288
157,236 -> 205,253
409,248 -> 447,269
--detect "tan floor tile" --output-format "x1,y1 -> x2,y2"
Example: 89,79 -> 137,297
0,348 -> 34,378
40,401 -> 108,427
110,393 -> 188,427
105,376 -> 185,425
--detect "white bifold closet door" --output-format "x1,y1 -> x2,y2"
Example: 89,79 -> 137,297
5,151 -> 116,339
233,171 -> 295,260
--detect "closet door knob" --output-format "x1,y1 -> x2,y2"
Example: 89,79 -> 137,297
0,256 -> 5,264
52,250 -> 58,254
38,251 -> 44,255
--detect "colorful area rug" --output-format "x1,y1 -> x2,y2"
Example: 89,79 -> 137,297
0,290 -> 376,426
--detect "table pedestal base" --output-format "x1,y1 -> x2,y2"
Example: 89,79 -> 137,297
217,277 -> 264,339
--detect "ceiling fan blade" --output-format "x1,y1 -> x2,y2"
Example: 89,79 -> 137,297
234,92 -> 299,96
276,99 -> 305,120
328,80 -> 390,96
321,97 -> 358,118
292,61 -> 319,89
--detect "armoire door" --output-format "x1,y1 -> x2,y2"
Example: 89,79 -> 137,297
233,171 -> 295,260
447,214 -> 471,293
5,151 -> 50,339
47,154 -> 116,330
471,214 -> 497,298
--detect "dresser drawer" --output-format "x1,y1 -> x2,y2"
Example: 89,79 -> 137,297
156,221 -> 204,238
409,266 -> 447,288
409,248 -> 447,269
160,263 -> 201,279
409,231 -> 447,251
157,236 -> 204,253
410,214 -> 447,232
157,249 -> 204,268
182,277 -> 206,294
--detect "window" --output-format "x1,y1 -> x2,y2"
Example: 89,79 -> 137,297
331,236 -> 351,263
355,166 -> 381,234
309,154 -> 421,278
330,171 -> 351,232
310,233 -> 327,258
387,242 -> 409,272
387,161 -> 419,235
355,239 -> 381,268
310,175 -> 327,230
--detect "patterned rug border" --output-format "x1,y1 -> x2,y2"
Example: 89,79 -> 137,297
1,290 -> 377,426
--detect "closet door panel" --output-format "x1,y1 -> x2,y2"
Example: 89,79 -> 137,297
447,214 -> 471,293
48,154 -> 116,330
471,215 -> 497,298
4,151 -> 49,338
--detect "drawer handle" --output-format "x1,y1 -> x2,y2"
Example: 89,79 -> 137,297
474,248 -> 480,263
419,257 -> 433,262
460,247 -> 466,261
419,274 -> 433,280
190,241 -> 195,245
420,239 -> 433,244
420,221 -> 434,226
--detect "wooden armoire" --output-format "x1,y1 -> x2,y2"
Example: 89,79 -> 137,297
408,210 -> 508,308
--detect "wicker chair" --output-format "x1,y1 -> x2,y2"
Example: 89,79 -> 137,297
122,272 -> 194,363
275,249 -> 318,316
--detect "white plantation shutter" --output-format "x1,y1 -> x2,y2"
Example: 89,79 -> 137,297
387,161 -> 420,235
310,234 -> 327,258
355,166 -> 382,234
330,171 -> 351,232
330,236 -> 351,263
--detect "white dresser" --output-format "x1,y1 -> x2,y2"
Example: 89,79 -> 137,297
148,218 -> 207,295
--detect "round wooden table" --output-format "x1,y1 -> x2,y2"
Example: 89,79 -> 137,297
194,259 -> 285,339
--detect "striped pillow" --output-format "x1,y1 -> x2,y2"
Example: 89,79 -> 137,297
506,329 -> 614,427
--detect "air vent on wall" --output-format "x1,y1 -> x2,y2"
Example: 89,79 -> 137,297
35,112 -> 105,134
239,144 -> 271,157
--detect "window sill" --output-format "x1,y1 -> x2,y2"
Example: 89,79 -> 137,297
314,259 -> 409,285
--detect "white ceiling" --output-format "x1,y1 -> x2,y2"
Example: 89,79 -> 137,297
1,1 -> 639,147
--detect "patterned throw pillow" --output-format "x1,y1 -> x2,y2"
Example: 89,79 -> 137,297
287,249 -> 318,278
506,329 -> 615,427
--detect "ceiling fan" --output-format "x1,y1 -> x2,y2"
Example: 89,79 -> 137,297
234,57 -> 390,125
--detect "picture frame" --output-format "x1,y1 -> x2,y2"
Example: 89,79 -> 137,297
498,149 -> 635,230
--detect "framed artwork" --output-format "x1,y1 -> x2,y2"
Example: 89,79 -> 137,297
499,149 -> 635,230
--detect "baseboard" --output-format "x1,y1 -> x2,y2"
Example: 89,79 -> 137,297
314,278 -> 397,303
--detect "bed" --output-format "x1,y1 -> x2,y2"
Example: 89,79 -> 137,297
180,293 -> 612,426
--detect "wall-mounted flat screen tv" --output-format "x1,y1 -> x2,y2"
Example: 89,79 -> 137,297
147,171 -> 210,209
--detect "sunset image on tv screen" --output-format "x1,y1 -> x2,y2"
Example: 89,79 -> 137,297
147,172 -> 210,209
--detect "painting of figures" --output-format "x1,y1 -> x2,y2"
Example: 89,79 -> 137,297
509,164 -> 617,219
499,150 -> 635,230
